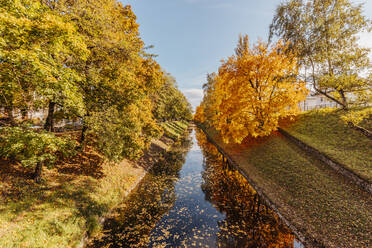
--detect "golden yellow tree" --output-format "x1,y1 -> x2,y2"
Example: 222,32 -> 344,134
194,73 -> 219,125
194,105 -> 206,124
211,36 -> 308,143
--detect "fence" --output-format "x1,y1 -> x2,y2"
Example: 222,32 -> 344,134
300,103 -> 340,111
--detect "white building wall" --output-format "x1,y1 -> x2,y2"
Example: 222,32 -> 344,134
299,95 -> 339,111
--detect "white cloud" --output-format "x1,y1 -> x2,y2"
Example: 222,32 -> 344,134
181,88 -> 204,110
358,32 -> 372,49
358,32 -> 372,59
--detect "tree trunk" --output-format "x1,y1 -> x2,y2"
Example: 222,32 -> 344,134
33,162 -> 43,183
5,106 -> 15,125
339,90 -> 348,109
80,124 -> 88,144
44,101 -> 56,132
20,108 -> 28,121
309,57 -> 346,109
80,113 -> 90,149
313,86 -> 346,109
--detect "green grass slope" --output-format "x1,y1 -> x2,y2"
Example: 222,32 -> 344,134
0,134 -> 175,247
161,121 -> 189,140
283,108 -> 372,182
205,128 -> 372,248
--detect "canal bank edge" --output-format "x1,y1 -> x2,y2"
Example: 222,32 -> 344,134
278,128 -> 372,194
196,124 -> 316,248
198,123 -> 372,247
80,123 -> 192,248
77,163 -> 148,248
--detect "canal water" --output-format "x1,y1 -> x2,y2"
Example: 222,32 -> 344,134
88,129 -> 304,248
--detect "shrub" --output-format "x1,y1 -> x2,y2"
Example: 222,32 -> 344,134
340,107 -> 372,127
0,127 -> 76,181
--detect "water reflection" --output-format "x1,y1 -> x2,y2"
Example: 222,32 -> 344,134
87,137 -> 192,248
87,129 -> 302,248
197,129 -> 296,247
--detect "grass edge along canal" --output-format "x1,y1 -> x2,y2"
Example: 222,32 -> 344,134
282,108 -> 372,183
0,121 -> 190,248
87,128 -> 303,248
199,125 -> 372,248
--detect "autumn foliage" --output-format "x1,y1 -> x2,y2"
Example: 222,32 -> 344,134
0,0 -> 192,180
195,36 -> 308,143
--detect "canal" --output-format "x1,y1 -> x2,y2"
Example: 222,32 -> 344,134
87,129 -> 304,248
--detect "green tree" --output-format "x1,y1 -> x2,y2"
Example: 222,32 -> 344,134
56,0 -> 166,160
0,0 -> 89,129
269,0 -> 372,109
153,73 -> 192,121
0,126 -> 76,182
1,0 -> 191,166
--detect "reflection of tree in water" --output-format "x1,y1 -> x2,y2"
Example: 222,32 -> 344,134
196,129 -> 295,248
88,137 -> 192,248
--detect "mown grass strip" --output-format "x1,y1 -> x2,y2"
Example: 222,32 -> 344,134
0,134 -> 175,247
161,121 -> 189,140
204,127 -> 372,248
0,159 -> 144,248
283,108 -> 372,182
279,127 -> 372,194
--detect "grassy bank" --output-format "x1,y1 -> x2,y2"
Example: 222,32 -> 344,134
161,120 -> 190,140
0,122 -> 189,248
282,108 -> 372,182
205,127 -> 372,248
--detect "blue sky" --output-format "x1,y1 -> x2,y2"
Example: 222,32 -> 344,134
124,0 -> 372,109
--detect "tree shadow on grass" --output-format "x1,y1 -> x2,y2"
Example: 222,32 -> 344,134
45,177 -> 109,235
56,145 -> 105,179
136,142 -> 167,171
0,134 -> 191,240
0,148 -> 108,236
0,160 -> 37,203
